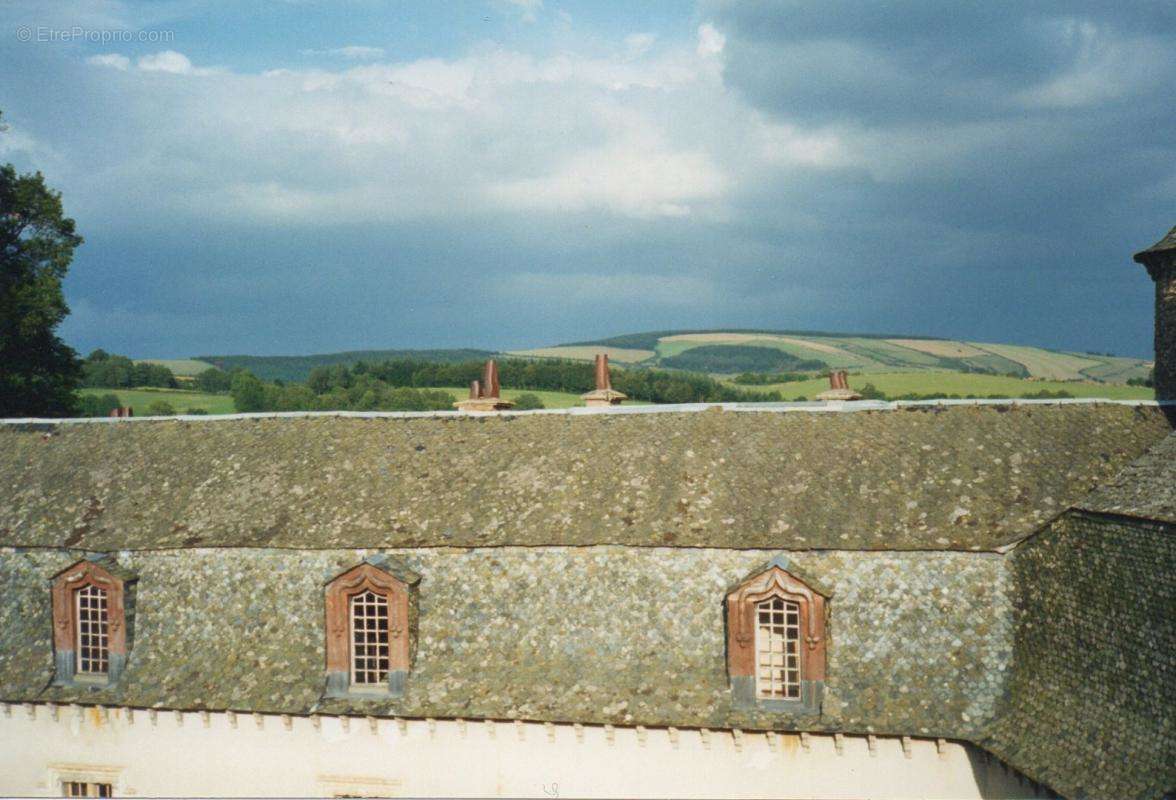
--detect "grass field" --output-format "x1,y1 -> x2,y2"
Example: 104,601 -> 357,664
557,330 -> 1153,383
134,358 -> 217,377
80,387 -> 236,415
725,371 -> 1155,401
507,346 -> 655,364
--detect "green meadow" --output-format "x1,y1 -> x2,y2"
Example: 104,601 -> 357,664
728,371 -> 1155,401
79,387 -> 236,415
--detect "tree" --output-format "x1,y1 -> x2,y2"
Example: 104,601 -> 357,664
230,370 -> 266,412
146,399 -> 176,416
0,111 -> 84,416
194,367 -> 232,393
512,392 -> 545,410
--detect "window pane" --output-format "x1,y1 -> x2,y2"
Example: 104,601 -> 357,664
349,590 -> 390,685
754,597 -> 801,699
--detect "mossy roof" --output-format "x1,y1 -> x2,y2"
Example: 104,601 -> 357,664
0,403 -> 1169,552
1134,223 -> 1176,258
1077,431 -> 1176,523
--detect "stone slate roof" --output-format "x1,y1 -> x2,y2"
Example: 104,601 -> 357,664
1134,223 -> 1176,258
1078,430 -> 1176,523
980,511 -> 1175,800
0,546 -> 1010,740
0,402 -> 1169,552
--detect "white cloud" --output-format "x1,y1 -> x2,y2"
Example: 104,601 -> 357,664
137,50 -> 193,73
300,45 -> 386,60
87,53 -> 131,70
33,34 -> 854,230
490,142 -> 728,218
697,23 -> 725,57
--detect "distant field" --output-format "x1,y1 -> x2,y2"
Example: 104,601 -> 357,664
557,329 -> 1152,384
80,387 -> 236,415
134,358 -> 217,377
729,371 -> 1155,401
967,343 -> 1103,381
507,346 -> 655,364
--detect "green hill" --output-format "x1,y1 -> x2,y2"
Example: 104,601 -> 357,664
508,330 -> 1152,385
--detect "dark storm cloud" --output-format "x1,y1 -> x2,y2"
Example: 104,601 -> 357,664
1,1 -> 1172,360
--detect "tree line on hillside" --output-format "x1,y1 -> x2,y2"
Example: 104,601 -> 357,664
82,350 -> 179,389
226,357 -> 787,413
659,345 -> 827,374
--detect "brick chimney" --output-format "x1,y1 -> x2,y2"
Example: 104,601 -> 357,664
816,370 -> 862,401
454,359 -> 515,413
1133,224 -> 1176,406
581,354 -> 627,407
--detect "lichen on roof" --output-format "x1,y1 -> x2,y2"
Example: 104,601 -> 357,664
1078,431 -> 1176,523
0,403 -> 1169,552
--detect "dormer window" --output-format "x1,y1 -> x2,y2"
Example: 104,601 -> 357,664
324,558 -> 419,698
726,557 -> 828,713
51,558 -> 135,686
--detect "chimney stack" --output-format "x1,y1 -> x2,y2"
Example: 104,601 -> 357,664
455,360 -> 515,412
581,353 -> 627,407
1133,223 -> 1176,409
816,370 -> 862,401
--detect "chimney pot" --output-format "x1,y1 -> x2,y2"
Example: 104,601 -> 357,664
581,353 -> 627,407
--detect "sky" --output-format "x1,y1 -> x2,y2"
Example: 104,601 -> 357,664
0,0 -> 1173,359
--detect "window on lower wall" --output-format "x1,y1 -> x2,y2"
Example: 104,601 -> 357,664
50,558 -> 135,686
726,557 -> 829,713
324,557 -> 420,698
62,781 -> 112,798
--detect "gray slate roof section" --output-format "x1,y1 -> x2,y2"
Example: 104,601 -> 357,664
0,546 -> 1011,739
1134,223 -> 1176,258
0,402 -> 1169,552
1077,431 -> 1176,523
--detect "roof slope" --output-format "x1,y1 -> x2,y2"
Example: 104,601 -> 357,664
1,546 -> 1010,740
1077,430 -> 1176,523
0,403 -> 1169,551
981,510 -> 1175,800
1134,223 -> 1176,259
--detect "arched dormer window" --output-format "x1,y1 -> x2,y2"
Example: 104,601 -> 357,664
324,558 -> 419,698
726,557 -> 828,713
51,558 -> 135,686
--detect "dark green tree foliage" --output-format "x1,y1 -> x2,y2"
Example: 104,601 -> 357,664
193,367 -> 233,393
230,371 -> 267,412
660,345 -> 826,374
732,371 -> 814,385
512,393 -> 545,410
312,357 -> 783,404
146,400 -> 176,416
77,392 -> 122,417
81,350 -> 178,388
0,133 -> 84,416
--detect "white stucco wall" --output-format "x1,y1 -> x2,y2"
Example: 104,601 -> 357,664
0,703 -> 1047,799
